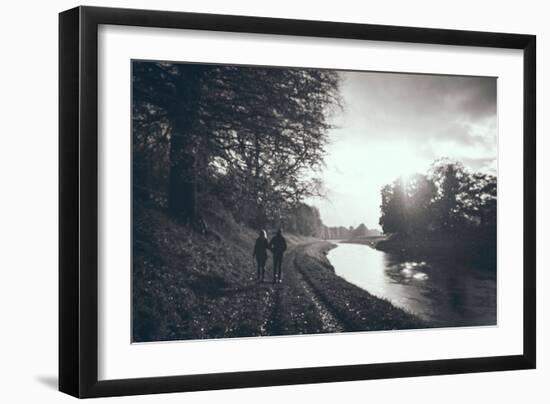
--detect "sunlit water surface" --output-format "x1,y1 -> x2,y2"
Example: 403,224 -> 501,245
326,243 -> 496,326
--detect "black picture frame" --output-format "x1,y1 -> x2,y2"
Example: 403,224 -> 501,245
59,5 -> 536,398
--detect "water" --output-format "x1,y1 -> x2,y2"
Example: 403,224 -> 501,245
326,242 -> 496,326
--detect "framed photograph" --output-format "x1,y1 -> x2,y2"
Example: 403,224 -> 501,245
59,6 -> 536,398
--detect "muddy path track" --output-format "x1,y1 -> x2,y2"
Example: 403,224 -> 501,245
294,270 -> 344,333
265,242 -> 345,336
291,249 -> 345,333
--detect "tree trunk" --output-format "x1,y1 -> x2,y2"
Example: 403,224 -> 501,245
167,67 -> 205,223
253,133 -> 264,228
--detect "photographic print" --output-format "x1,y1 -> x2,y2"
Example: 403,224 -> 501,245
132,61 -> 497,343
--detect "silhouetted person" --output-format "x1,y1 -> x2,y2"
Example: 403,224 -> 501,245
269,229 -> 287,283
253,230 -> 269,282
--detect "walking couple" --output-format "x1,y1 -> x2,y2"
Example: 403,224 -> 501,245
253,229 -> 287,284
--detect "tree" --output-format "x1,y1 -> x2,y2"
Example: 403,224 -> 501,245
202,67 -> 341,227
352,223 -> 369,238
284,203 -> 324,237
428,158 -> 469,231
132,62 -> 211,223
461,172 -> 497,228
405,173 -> 437,233
166,66 -> 210,222
379,158 -> 496,241
379,177 -> 408,234
132,62 -> 341,229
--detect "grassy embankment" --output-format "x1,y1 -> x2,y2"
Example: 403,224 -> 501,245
133,204 -> 321,342
293,242 -> 426,332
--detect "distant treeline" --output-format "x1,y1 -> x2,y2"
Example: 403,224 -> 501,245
133,62 -> 341,234
284,203 -> 381,239
379,159 -> 496,264
324,223 -> 382,240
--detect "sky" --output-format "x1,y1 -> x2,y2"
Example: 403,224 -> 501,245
307,70 -> 497,230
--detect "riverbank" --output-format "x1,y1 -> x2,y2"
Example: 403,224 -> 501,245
339,235 -> 387,248
374,234 -> 497,270
343,232 -> 496,271
293,242 -> 427,332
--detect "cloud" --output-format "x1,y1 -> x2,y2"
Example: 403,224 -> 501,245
338,71 -> 497,150
313,70 -> 498,228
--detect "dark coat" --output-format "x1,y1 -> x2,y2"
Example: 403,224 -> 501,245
269,234 -> 287,255
253,237 -> 269,263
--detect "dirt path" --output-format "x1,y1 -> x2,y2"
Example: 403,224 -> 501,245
265,241 -> 345,336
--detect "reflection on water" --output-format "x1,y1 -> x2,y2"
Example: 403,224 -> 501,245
326,243 -> 496,326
